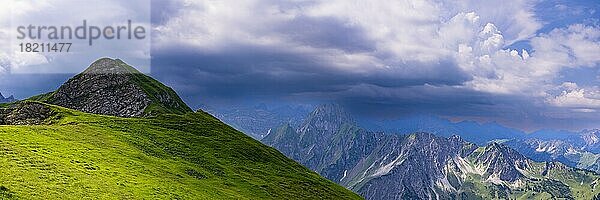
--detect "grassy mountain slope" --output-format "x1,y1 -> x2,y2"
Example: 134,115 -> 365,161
0,102 -> 361,199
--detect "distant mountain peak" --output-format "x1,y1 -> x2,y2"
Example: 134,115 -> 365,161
581,129 -> 600,145
39,58 -> 192,117
0,92 -> 15,103
298,103 -> 355,133
0,93 -> 16,103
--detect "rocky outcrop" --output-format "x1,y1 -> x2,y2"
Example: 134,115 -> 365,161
0,102 -> 53,125
45,58 -> 192,117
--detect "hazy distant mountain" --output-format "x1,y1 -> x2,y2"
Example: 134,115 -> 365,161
210,102 -> 529,144
360,115 -> 526,145
202,103 -> 312,139
263,104 -> 600,199
0,92 -> 15,103
507,129 -> 600,173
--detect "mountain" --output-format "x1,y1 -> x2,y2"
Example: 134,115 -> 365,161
506,129 -> 600,173
209,102 -> 527,144
0,92 -> 15,103
263,104 -> 600,199
0,58 -> 361,199
360,115 -> 525,145
202,103 -> 312,139
30,58 -> 192,117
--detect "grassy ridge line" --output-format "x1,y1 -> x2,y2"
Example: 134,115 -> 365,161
0,103 -> 361,199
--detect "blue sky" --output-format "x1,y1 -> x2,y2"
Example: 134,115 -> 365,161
1,0 -> 599,131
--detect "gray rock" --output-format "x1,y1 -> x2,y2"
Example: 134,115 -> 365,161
46,58 -> 191,117
0,102 -> 53,125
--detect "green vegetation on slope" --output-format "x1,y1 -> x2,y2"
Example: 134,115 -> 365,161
0,103 -> 361,199
114,59 -> 193,115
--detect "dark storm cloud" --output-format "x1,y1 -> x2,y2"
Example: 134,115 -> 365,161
0,74 -> 71,99
151,43 -> 472,105
146,1 -> 513,128
275,16 -> 377,53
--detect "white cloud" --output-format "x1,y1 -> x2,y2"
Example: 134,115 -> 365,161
456,23 -> 600,97
547,82 -> 600,111
0,0 -> 151,74
155,0 -> 544,75
7,52 -> 49,70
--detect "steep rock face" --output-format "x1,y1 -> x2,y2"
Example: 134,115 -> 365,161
298,103 -> 354,135
263,103 -> 373,179
357,133 -> 469,200
44,58 -> 191,117
473,143 -> 529,182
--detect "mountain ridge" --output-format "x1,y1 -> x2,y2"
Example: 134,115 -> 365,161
263,104 -> 600,199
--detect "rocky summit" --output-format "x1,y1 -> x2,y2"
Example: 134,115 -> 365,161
38,58 -> 192,117
0,102 -> 54,125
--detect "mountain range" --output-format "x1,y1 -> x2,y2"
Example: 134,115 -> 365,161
0,58 -> 360,199
208,102 -> 600,187
506,129 -> 600,173
263,104 -> 600,199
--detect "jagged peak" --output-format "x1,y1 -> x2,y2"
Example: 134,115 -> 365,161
475,142 -> 530,182
311,104 -> 352,119
298,103 -> 355,133
483,142 -> 522,156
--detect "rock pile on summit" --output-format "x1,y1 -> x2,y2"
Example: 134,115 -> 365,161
45,58 -> 192,117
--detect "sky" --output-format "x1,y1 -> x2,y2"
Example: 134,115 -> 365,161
0,0 -> 599,131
